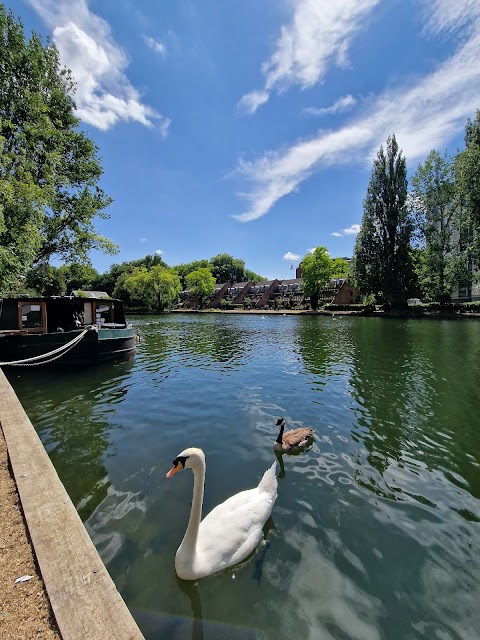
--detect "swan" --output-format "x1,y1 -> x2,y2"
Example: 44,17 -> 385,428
273,418 -> 315,453
166,447 -> 277,580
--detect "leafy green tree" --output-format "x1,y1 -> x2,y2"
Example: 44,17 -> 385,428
123,266 -> 181,311
0,6 -> 116,295
301,247 -> 334,310
97,254 -> 168,295
23,262 -> 65,296
455,110 -> 480,267
185,267 -> 216,309
352,134 -> 413,305
331,257 -> 350,279
209,253 -> 245,284
57,263 -> 100,292
245,268 -> 265,282
410,150 -> 458,302
173,260 -> 210,288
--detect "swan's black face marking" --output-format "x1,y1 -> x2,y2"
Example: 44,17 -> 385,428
172,456 -> 189,469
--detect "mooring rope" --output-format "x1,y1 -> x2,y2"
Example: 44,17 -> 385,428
0,325 -> 97,367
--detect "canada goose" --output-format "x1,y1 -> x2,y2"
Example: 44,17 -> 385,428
274,418 -> 315,452
166,448 -> 277,580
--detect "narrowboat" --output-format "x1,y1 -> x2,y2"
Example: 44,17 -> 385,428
0,292 -> 136,367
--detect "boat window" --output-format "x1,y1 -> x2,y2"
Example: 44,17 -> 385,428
20,304 -> 42,329
18,302 -> 44,330
95,302 -> 113,326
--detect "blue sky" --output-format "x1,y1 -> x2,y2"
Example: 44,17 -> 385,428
15,0 -> 480,280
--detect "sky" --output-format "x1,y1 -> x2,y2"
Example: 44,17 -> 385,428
14,0 -> 480,280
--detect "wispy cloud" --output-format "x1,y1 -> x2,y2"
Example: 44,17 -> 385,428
283,251 -> 300,261
139,237 -> 148,243
155,249 -> 164,256
304,95 -> 357,117
238,0 -> 379,114
237,91 -> 269,115
26,0 -> 170,132
331,224 -> 361,237
234,5 -> 480,222
144,36 -> 167,56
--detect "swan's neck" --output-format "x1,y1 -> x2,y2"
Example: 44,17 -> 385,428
275,422 -> 285,444
180,462 -> 205,553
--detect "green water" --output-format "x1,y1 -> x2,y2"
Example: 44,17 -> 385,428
7,314 -> 480,640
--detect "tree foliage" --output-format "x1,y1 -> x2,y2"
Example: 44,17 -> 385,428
173,260 -> 210,288
331,257 -> 350,279
122,265 -> 181,311
410,150 -> 459,302
185,268 -> 216,308
455,110 -> 480,264
208,253 -> 263,284
0,5 -> 116,294
301,247 -> 335,310
352,134 -> 413,305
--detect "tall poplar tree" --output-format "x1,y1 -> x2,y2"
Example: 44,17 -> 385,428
455,110 -> 480,264
410,150 -> 457,302
0,5 -> 116,294
352,134 -> 413,305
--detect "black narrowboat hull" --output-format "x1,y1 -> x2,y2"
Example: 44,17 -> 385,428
0,327 -> 137,366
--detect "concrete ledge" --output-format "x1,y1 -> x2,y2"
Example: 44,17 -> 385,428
0,369 -> 144,640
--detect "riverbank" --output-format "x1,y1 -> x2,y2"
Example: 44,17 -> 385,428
169,307 -> 480,319
0,428 -> 60,639
0,369 -> 144,640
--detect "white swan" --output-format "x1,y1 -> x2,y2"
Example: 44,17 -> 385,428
166,447 -> 277,580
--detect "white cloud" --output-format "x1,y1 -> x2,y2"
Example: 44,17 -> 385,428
304,95 -> 357,117
237,91 -> 270,115
155,249 -> 164,255
139,237 -> 148,243
238,0 -> 379,114
308,247 -> 317,253
144,36 -> 166,56
234,9 -> 480,221
331,224 -> 361,237
283,251 -> 300,261
26,0 -> 170,133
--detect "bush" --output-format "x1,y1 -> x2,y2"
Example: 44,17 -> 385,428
325,304 -> 367,312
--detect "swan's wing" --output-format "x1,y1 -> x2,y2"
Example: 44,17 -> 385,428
195,482 -> 277,573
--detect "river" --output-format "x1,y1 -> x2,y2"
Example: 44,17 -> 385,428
7,313 -> 480,640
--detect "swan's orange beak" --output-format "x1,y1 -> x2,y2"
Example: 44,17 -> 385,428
166,462 -> 182,479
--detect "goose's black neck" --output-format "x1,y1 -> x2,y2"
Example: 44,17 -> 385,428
275,419 -> 285,444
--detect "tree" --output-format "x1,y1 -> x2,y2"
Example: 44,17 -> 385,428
0,6 -> 116,294
352,134 -> 413,305
301,247 -> 334,310
455,110 -> 480,267
57,263 -> 100,292
209,253 -> 246,284
123,266 -> 181,311
23,262 -> 65,296
331,257 -> 350,279
410,150 -> 458,302
185,268 -> 216,309
173,260 -> 210,289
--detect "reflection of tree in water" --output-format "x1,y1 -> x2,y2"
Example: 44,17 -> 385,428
349,319 -> 480,503
8,359 -> 134,521
135,315 -> 248,370
180,317 -> 248,366
297,317 -> 350,382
